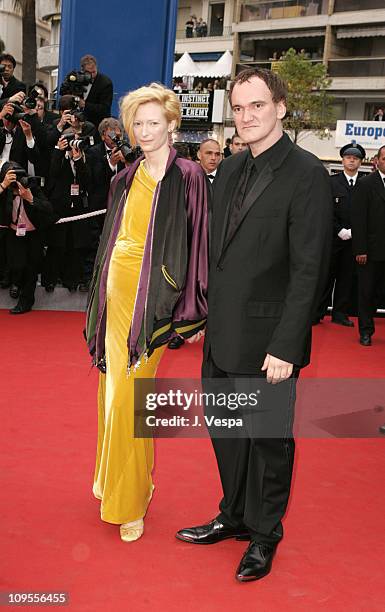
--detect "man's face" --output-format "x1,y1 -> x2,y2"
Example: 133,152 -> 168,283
231,77 -> 286,148
36,100 -> 45,120
82,61 -> 97,80
198,141 -> 221,173
377,149 -> 385,174
102,128 -> 122,149
1,60 -> 14,82
230,136 -> 247,155
342,155 -> 361,174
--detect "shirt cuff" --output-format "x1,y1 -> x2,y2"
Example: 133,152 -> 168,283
26,137 -> 35,149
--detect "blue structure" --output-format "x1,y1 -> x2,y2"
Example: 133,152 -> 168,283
58,0 -> 178,117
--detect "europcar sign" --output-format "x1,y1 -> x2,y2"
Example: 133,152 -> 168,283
336,120 -> 385,150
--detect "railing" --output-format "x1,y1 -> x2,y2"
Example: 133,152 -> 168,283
334,0 -> 385,11
240,0 -> 326,21
176,26 -> 232,39
237,57 -> 323,71
328,57 -> 385,78
37,44 -> 60,71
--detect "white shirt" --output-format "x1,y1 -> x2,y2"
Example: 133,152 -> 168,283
343,172 -> 358,186
206,168 -> 217,183
1,129 -> 14,163
105,143 -> 117,175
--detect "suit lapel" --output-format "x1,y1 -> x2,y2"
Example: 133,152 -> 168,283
214,157 -> 246,261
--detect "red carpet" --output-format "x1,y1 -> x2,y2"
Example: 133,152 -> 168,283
1,311 -> 385,611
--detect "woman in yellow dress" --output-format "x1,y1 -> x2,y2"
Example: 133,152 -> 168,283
85,83 -> 208,541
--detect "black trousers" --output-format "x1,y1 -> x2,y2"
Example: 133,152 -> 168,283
202,351 -> 297,545
357,260 -> 385,336
318,239 -> 355,320
6,229 -> 43,307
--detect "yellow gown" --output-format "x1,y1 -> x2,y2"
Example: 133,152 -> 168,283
93,161 -> 166,524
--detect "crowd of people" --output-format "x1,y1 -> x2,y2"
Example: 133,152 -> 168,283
185,15 -> 208,38
0,52 -> 118,313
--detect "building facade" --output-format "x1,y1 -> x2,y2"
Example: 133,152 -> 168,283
0,0 -> 52,85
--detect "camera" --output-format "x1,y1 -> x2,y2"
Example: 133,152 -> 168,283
24,88 -> 39,110
61,132 -> 94,152
0,65 -> 5,76
9,168 -> 43,189
108,132 -> 142,163
60,70 -> 92,97
4,103 -> 31,124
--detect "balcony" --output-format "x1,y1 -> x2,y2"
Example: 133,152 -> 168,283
37,44 -> 59,71
333,0 -> 384,11
176,26 -> 232,40
240,0 -> 326,21
328,57 -> 385,78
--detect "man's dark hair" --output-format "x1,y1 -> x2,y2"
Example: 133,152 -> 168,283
229,68 -> 287,105
199,138 -> 220,149
59,94 -> 76,111
377,144 -> 385,158
0,53 -> 16,69
231,132 -> 241,144
31,81 -> 48,98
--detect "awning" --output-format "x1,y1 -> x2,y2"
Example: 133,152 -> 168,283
199,51 -> 233,78
173,52 -> 202,77
337,25 -> 385,39
243,28 -> 324,42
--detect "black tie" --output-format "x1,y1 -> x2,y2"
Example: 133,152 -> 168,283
349,179 -> 354,188
207,174 -> 215,181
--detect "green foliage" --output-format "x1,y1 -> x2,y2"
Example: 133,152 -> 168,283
274,48 -> 335,143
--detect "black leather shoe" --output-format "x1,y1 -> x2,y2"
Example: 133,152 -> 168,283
331,317 -> 354,327
360,334 -> 371,346
10,303 -> 32,315
45,284 -> 55,293
236,542 -> 276,582
9,284 -> 20,299
176,518 -> 250,545
379,424 -> 385,434
168,336 -> 185,350
67,284 -> 78,293
78,282 -> 90,293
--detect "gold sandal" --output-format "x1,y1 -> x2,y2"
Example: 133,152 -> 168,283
120,519 -> 144,542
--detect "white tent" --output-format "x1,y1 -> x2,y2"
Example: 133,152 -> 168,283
200,50 -> 233,78
173,52 -> 202,77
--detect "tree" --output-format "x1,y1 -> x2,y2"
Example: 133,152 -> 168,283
274,48 -> 334,144
13,0 -> 37,87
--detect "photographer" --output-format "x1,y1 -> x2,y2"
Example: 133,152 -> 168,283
0,101 -> 43,173
46,95 -> 96,150
60,55 -> 112,129
84,118 -> 127,287
0,53 -> 26,106
43,128 -> 92,293
0,162 -> 53,314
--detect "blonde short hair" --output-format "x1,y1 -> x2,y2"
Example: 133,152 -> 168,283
120,82 -> 181,145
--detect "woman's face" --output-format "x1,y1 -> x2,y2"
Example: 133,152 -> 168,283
133,102 -> 174,153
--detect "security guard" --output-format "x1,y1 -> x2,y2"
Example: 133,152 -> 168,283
317,143 -> 365,326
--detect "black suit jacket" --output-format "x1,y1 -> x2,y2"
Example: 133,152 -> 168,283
205,133 -> 332,373
84,72 -> 113,128
86,142 -> 125,211
330,171 -> 363,235
351,170 -> 385,261
0,76 -> 26,106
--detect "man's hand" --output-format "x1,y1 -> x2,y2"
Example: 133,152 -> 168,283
110,147 -> 125,166
77,98 -> 86,109
356,254 -> 367,265
1,169 -> 17,190
17,182 -> 33,203
0,102 -> 14,120
71,143 -> 82,161
57,109 -> 72,131
338,228 -> 351,241
187,330 -> 205,343
19,118 -> 33,140
57,135 -> 68,151
8,91 -> 26,105
261,354 -> 293,385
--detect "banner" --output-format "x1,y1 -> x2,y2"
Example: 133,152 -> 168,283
335,120 -> 385,150
176,92 -> 211,121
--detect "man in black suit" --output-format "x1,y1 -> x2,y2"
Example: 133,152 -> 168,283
351,144 -> 385,346
75,55 -> 113,129
317,143 -> 365,327
0,54 -> 26,105
176,68 -> 332,581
